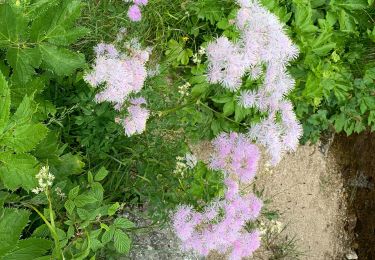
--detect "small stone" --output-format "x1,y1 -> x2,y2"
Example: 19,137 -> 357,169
346,250 -> 358,260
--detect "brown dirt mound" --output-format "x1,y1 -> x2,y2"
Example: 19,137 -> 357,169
331,132 -> 375,260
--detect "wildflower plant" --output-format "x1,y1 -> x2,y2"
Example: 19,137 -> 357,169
84,37 -> 152,136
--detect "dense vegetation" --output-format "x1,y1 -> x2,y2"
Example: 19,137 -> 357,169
0,0 -> 373,259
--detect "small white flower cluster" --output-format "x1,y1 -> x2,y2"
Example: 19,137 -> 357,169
259,219 -> 283,235
32,166 -> 54,194
173,153 -> 198,176
192,46 -> 206,64
178,82 -> 191,97
55,187 -> 66,199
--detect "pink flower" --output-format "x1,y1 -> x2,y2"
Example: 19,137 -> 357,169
134,0 -> 148,5
128,4 -> 142,22
209,132 -> 260,183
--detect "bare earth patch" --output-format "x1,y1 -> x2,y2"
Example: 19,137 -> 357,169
251,144 -> 348,259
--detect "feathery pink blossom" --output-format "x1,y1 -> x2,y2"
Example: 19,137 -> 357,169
134,0 -> 148,5
209,132 -> 260,183
121,100 -> 150,136
206,37 -> 248,91
173,178 -> 262,258
128,4 -> 142,21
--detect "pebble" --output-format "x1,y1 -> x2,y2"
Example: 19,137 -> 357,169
345,250 -> 358,260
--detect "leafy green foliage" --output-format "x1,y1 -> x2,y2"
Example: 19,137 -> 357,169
0,0 -> 86,85
0,207 -> 52,259
0,73 -> 47,191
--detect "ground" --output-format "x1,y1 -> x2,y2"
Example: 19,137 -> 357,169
127,136 -> 375,260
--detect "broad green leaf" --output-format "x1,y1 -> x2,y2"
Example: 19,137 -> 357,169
64,199 -> 75,215
0,72 -> 10,133
39,43 -> 85,76
30,0 -> 82,43
74,193 -> 98,208
94,167 -> 108,181
12,94 -> 37,125
0,4 -> 28,47
332,113 -> 346,132
114,218 -> 135,229
108,202 -> 120,216
0,208 -> 30,256
113,229 -> 131,254
223,101 -> 235,116
338,10 -> 355,32
68,185 -> 80,199
337,0 -> 368,10
0,152 -> 38,191
6,47 -> 42,84
1,123 -> 48,153
101,227 -> 115,244
5,238 -> 52,260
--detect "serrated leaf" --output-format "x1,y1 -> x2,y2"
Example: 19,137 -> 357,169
0,4 -> 28,47
94,167 -> 108,182
64,199 -> 75,215
101,227 -> 115,244
223,101 -> 235,116
0,152 -> 38,191
0,72 -> 10,133
12,94 -> 37,125
0,207 -> 30,256
39,43 -> 85,76
6,47 -> 42,84
74,193 -> 98,208
114,218 -> 135,229
5,238 -> 52,260
113,229 -> 131,254
30,0 -> 83,43
1,123 -> 48,153
68,185 -> 80,199
108,202 -> 120,216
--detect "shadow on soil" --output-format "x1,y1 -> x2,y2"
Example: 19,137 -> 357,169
331,132 -> 375,259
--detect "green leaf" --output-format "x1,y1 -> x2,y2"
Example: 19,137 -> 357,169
30,0 -> 85,44
107,202 -> 120,216
337,0 -> 368,10
0,208 -> 30,256
64,199 -> 75,215
0,4 -> 28,47
114,218 -> 135,229
68,185 -> 80,199
191,83 -> 210,97
101,227 -> 115,244
74,193 -> 98,208
12,94 -> 37,125
1,123 -> 48,153
223,101 -> 235,117
113,229 -> 131,254
0,72 -> 10,133
332,113 -> 346,132
6,47 -> 42,84
39,43 -> 85,76
94,167 -> 108,182
5,238 -> 52,260
0,152 -> 38,191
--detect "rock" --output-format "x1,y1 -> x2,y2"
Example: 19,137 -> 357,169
345,250 -> 358,260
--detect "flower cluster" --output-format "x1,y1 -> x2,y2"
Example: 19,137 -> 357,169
32,166 -> 54,194
121,97 -> 150,136
84,39 -> 152,136
173,132 -> 263,259
178,82 -> 191,97
206,0 -> 302,165
126,0 -> 148,22
173,153 -> 198,176
209,132 -> 260,183
173,178 -> 262,259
